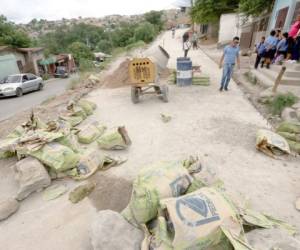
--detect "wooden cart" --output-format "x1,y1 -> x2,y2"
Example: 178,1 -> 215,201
128,58 -> 169,104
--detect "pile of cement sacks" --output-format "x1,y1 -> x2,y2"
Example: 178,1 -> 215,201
90,157 -> 296,250
0,98 -> 131,221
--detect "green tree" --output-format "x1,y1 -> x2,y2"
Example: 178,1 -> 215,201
144,11 -> 164,31
134,22 -> 156,43
239,0 -> 275,17
67,41 -> 93,63
0,15 -> 31,47
96,40 -> 113,53
191,0 -> 239,23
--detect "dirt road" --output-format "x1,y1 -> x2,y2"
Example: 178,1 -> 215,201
0,76 -> 75,121
0,29 -> 299,250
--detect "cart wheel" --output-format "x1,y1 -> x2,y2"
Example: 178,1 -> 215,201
160,84 -> 169,103
131,86 -> 140,104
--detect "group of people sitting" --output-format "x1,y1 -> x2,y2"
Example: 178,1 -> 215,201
254,14 -> 300,69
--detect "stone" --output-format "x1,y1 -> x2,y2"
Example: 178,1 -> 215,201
246,229 -> 300,250
0,198 -> 20,221
90,210 -> 144,250
15,157 -> 51,201
292,102 -> 300,110
281,107 -> 299,123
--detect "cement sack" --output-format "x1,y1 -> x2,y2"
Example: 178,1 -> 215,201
277,122 -> 300,134
56,132 -> 81,153
78,99 -> 97,116
286,139 -> 300,154
69,182 -> 96,203
277,131 -> 300,142
66,101 -> 87,120
256,129 -> 290,157
0,138 -> 18,159
97,126 -> 131,150
157,188 -> 251,250
29,142 -> 80,172
122,161 -> 193,226
59,115 -> 83,127
77,123 -> 106,144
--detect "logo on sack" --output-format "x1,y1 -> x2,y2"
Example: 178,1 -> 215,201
170,175 -> 192,197
176,194 -> 220,227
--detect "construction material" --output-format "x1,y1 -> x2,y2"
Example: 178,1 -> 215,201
29,142 -> 80,173
69,182 -> 96,204
14,157 -> 51,201
122,161 -> 193,226
77,122 -> 106,144
277,122 -> 300,154
256,129 -> 290,157
97,126 -> 131,150
78,99 -> 97,116
43,184 -> 68,201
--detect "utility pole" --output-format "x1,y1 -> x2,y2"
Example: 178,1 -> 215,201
190,0 -> 195,32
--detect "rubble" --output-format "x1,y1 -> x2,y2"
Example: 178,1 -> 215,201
0,198 -> 19,221
69,182 -> 96,204
90,210 -> 144,250
15,157 -> 51,201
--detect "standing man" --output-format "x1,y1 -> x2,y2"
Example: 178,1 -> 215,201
183,32 -> 191,58
219,36 -> 240,91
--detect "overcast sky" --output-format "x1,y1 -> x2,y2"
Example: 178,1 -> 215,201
1,0 -> 183,24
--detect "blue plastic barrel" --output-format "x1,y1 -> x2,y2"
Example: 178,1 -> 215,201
176,57 -> 192,86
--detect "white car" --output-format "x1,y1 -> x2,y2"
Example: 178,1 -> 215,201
0,73 -> 44,97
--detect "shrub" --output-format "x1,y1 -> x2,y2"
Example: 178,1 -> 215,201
268,93 -> 298,115
134,22 -> 156,43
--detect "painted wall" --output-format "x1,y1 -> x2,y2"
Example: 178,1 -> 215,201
218,13 -> 242,44
268,0 -> 297,32
0,55 -> 20,80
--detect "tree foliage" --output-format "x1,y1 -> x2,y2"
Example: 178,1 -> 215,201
134,22 -> 156,43
0,15 -> 31,47
191,0 -> 239,23
239,0 -> 275,17
67,42 -> 93,63
191,0 -> 274,23
144,10 -> 164,31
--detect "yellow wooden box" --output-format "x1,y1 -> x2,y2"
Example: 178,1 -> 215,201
129,58 -> 156,85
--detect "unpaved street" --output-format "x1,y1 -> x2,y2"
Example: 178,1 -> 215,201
0,76 -> 75,121
0,30 -> 299,250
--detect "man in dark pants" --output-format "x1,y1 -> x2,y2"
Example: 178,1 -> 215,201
254,36 -> 265,69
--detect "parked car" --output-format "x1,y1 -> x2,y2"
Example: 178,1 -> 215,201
54,66 -> 69,78
0,74 -> 44,97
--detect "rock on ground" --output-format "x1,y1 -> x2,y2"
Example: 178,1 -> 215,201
246,228 -> 300,250
281,107 -> 299,123
0,198 -> 19,221
15,157 -> 51,201
90,210 -> 143,250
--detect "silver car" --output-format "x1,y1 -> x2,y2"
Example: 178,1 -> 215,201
0,74 -> 44,97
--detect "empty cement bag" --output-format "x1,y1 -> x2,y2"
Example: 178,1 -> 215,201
122,161 -> 193,226
256,129 -> 290,158
59,115 -> 83,127
77,122 -> 106,144
29,142 -> 80,172
97,126 -> 131,150
286,139 -> 300,154
277,122 -> 300,134
156,188 -> 252,250
78,99 -> 97,116
0,138 -> 18,159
